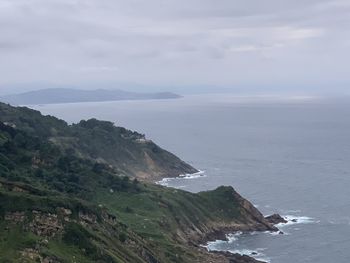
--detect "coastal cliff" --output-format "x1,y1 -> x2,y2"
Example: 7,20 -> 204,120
0,102 -> 197,181
0,102 -> 278,263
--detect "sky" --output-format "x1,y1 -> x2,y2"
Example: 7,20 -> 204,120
0,0 -> 349,95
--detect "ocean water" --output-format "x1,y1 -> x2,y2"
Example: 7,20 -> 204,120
31,94 -> 350,263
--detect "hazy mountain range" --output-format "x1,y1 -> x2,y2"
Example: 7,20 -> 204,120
0,88 -> 182,105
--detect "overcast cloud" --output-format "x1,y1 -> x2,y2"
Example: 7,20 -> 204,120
0,0 -> 349,94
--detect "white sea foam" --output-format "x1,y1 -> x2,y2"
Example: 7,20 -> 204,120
178,170 -> 205,179
205,232 -> 242,250
207,241 -> 270,263
265,230 -> 283,236
276,215 -> 317,228
156,170 -> 206,187
205,213 -> 318,262
263,229 -> 291,236
156,178 -> 171,186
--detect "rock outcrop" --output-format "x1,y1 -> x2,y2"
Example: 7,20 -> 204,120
265,214 -> 287,225
199,250 -> 266,263
184,187 -> 278,245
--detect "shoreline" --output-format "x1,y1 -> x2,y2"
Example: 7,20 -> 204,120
155,170 -> 205,186
203,215 -> 314,262
154,171 -> 288,263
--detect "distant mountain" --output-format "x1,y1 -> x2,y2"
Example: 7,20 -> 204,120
1,88 -> 182,105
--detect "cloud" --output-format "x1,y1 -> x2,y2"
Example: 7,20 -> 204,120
0,0 -> 348,94
79,66 -> 120,72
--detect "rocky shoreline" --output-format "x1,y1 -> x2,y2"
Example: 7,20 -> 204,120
188,186 -> 284,262
198,221 -> 279,262
0,102 -> 291,263
200,213 -> 292,263
156,173 -> 289,263
211,251 -> 267,263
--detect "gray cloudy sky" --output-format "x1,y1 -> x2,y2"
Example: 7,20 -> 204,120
0,0 -> 349,94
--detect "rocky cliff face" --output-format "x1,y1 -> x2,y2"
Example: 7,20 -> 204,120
175,186 -> 277,245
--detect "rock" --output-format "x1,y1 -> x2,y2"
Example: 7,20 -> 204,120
291,219 -> 298,223
279,231 -> 284,235
229,253 -> 266,263
41,239 -> 49,245
79,212 -> 97,224
20,248 -> 42,261
210,251 -> 266,263
265,214 -> 287,225
5,211 -> 26,223
28,211 -> 63,237
58,207 -> 72,216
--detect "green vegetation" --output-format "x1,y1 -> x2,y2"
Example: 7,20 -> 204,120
0,102 -> 197,181
0,102 -> 269,263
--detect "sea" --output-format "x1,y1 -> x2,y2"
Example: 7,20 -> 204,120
31,94 -> 350,263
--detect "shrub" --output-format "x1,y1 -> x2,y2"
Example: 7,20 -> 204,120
118,232 -> 127,243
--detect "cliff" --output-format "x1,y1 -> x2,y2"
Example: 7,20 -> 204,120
0,102 -> 277,263
0,102 -> 197,181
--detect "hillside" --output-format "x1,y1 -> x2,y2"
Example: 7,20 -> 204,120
0,103 -> 277,263
0,102 -> 197,181
0,88 -> 181,105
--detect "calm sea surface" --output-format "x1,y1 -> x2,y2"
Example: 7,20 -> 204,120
31,94 -> 350,263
